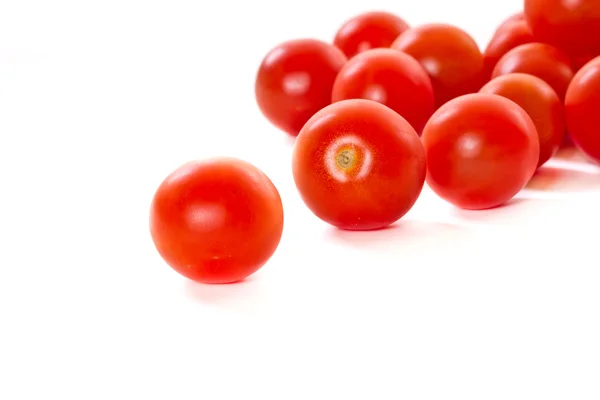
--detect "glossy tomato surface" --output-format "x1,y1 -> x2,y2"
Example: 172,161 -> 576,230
334,11 -> 409,59
492,43 -> 574,100
483,18 -> 534,78
391,23 -> 484,108
525,0 -> 600,58
255,39 -> 347,136
480,73 -> 565,168
422,94 -> 539,210
331,48 -> 434,133
293,99 -> 426,230
565,56 -> 600,163
150,158 -> 284,284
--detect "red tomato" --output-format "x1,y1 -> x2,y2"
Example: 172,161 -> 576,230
293,99 -> 426,230
331,48 -> 434,133
525,0 -> 600,58
494,12 -> 525,33
492,43 -> 574,100
391,23 -> 484,108
483,19 -> 534,79
255,39 -> 347,136
150,158 -> 284,284
565,56 -> 600,163
333,11 -> 410,58
480,73 -> 565,168
422,94 -> 539,210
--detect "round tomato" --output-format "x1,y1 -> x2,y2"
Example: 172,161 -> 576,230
150,158 -> 284,284
492,43 -> 574,100
333,11 -> 409,59
483,18 -> 534,78
525,0 -> 600,58
293,99 -> 426,231
565,56 -> 600,163
391,23 -> 485,108
422,94 -> 539,210
255,39 -> 347,136
331,48 -> 434,133
480,73 -> 565,168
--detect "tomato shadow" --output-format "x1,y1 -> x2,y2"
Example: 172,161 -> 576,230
526,164 -> 600,192
183,276 -> 270,314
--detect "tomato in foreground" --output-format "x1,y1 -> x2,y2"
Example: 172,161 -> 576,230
525,0 -> 600,58
483,18 -> 534,78
255,39 -> 347,136
422,94 -> 539,210
492,43 -> 574,100
150,158 -> 284,284
293,99 -> 426,230
565,56 -> 600,163
391,23 -> 485,108
334,11 -> 410,59
480,73 -> 565,168
331,48 -> 434,133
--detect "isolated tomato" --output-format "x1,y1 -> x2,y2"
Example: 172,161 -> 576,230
422,94 -> 539,210
391,23 -> 484,108
480,73 -> 564,168
333,11 -> 410,58
293,99 -> 426,230
492,43 -> 574,100
150,158 -> 284,284
483,18 -> 534,78
565,56 -> 600,163
525,0 -> 600,58
331,48 -> 434,133
255,39 -> 347,136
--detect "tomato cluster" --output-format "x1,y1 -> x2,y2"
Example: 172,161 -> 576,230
150,1 -> 600,285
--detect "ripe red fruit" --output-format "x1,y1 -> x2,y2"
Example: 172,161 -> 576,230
255,39 -> 347,136
391,23 -> 485,108
480,73 -> 565,168
293,99 -> 426,231
483,18 -> 535,78
565,56 -> 600,163
525,0 -> 600,58
492,43 -> 574,100
333,11 -> 410,59
150,158 -> 284,284
331,48 -> 435,133
422,94 -> 539,210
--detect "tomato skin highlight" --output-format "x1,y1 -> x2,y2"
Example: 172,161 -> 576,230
150,158 -> 284,284
483,19 -> 535,79
422,94 -> 539,210
334,11 -> 410,59
391,23 -> 485,108
480,73 -> 565,168
292,99 -> 426,231
255,39 -> 347,137
525,0 -> 600,58
565,56 -> 600,164
331,48 -> 435,133
492,43 -> 574,100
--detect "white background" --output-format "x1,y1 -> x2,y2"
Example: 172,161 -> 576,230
1,0 -> 600,398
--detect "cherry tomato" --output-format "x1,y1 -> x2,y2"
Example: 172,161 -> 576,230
293,99 -> 426,231
565,56 -> 600,163
483,18 -> 534,78
480,73 -> 565,168
255,39 -> 347,136
150,158 -> 284,284
422,94 -> 539,210
333,11 -> 410,59
331,48 -> 434,133
525,0 -> 600,58
391,23 -> 485,108
492,43 -> 574,100
494,12 -> 525,33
